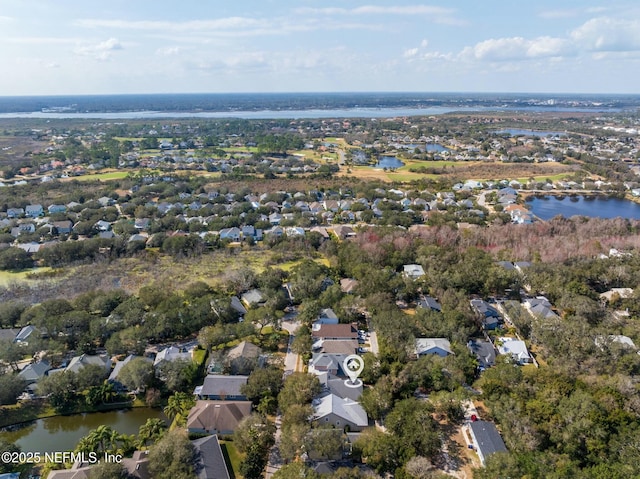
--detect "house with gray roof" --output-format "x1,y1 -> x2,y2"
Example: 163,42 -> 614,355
469,420 -> 508,466
25,204 -> 44,218
15,325 -> 36,344
415,338 -> 454,357
154,346 -> 192,368
315,308 -> 339,325
66,354 -> 111,374
467,339 -> 497,370
225,341 -> 262,375
418,295 -> 442,312
403,264 -> 425,280
19,360 -> 51,390
241,289 -> 264,307
317,373 -> 363,401
192,435 -> 231,479
312,393 -> 368,431
496,337 -> 532,364
193,374 -> 248,400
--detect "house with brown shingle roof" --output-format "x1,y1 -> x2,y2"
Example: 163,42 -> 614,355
187,400 -> 252,435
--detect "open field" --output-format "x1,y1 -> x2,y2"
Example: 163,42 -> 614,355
0,269 -> 44,287
62,171 -> 130,182
342,159 -> 579,183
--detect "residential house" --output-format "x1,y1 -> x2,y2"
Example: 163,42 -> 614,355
187,400 -> 252,435
66,354 -> 112,374
134,218 -> 151,230
469,420 -> 508,466
94,220 -> 112,232
467,339 -> 497,370
6,207 -> 24,218
470,299 -> 502,330
496,337 -> 532,364
15,325 -> 36,344
225,341 -> 262,375
415,338 -> 454,357
317,372 -> 363,401
18,360 -> 51,392
25,204 -> 44,217
313,340 -> 358,355
48,204 -> 67,214
339,278 -> 358,294
595,335 -> 637,351
193,374 -> 248,400
154,346 -> 191,368
285,226 -> 305,237
315,308 -> 339,325
229,296 -> 247,315
417,295 -> 442,312
523,297 -> 559,320
403,264 -> 425,280
312,324 -> 358,341
241,225 -> 263,241
309,353 -> 350,376
312,394 -> 368,431
109,355 -> 152,391
599,288 -> 634,302
241,289 -> 264,308
192,435 -> 232,479
219,227 -> 241,241
47,461 -> 93,479
121,450 -> 151,479
53,220 -> 73,235
0,328 -> 20,343
331,225 -> 356,240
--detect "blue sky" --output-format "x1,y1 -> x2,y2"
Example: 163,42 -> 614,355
1,0 -> 640,95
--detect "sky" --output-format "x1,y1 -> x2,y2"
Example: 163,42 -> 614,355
1,0 -> 640,95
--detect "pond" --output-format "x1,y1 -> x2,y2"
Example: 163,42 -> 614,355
526,195 -> 640,220
425,143 -> 450,152
495,128 -> 566,137
0,408 -> 167,453
373,156 -> 405,169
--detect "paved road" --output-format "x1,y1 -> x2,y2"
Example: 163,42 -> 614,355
281,315 -> 301,373
265,314 -> 301,478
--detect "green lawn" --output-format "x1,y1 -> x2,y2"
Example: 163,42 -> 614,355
69,171 -> 130,182
0,267 -> 56,286
220,440 -> 243,479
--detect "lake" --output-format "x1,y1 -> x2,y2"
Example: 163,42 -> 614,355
0,408 -> 166,453
495,128 -> 566,137
526,195 -> 640,220
374,156 -> 405,169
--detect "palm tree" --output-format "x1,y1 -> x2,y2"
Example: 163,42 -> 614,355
163,392 -> 194,425
138,418 -> 167,447
88,425 -> 119,454
99,381 -> 117,404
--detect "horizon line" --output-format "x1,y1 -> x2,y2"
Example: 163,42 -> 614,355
1,91 -> 640,99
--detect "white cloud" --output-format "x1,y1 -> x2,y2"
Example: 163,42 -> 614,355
297,5 -> 454,15
74,37 -> 123,61
403,48 -> 419,58
75,17 -> 265,33
295,5 -> 466,25
156,46 -> 181,56
538,9 -> 579,19
571,17 -> 640,52
461,36 -> 576,61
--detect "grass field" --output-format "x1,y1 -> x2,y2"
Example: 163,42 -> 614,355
220,440 -> 243,479
0,267 -> 57,286
63,171 -> 130,182
342,159 -> 578,183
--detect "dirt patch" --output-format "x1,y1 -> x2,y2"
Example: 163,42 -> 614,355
433,421 -> 479,479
